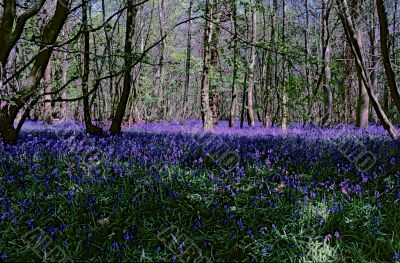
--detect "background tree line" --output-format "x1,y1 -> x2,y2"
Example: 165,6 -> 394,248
1,0 -> 400,143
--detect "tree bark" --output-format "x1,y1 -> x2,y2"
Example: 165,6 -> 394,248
304,0 -> 313,124
263,0 -> 277,127
0,0 -> 70,144
181,0 -> 193,124
110,0 -> 138,135
369,3 -> 379,122
281,0 -> 288,130
321,0 -> 333,125
82,0 -> 103,135
201,0 -> 214,131
229,0 -> 238,127
209,0 -> 221,125
349,0 -> 369,128
156,0 -> 166,119
43,60 -> 52,123
247,0 -> 256,127
376,0 -> 400,113
337,0 -> 397,138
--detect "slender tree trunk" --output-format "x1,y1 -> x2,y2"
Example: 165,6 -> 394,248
350,0 -> 369,128
156,0 -> 166,119
240,72 -> 248,129
376,0 -> 400,113
263,0 -> 277,127
342,40 -> 355,123
209,0 -> 221,125
370,3 -> 379,122
201,0 -> 214,130
181,0 -> 193,123
281,0 -> 288,130
43,60 -> 52,123
304,0 -> 313,124
82,0 -> 102,135
321,0 -> 333,125
229,0 -> 238,127
337,0 -> 397,138
61,50 -> 69,120
110,0 -> 138,134
247,0 -> 256,127
101,0 -> 115,120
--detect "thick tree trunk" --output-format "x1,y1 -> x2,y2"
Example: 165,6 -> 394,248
337,0 -> 397,138
110,0 -> 138,135
0,106 -> 18,144
0,0 -> 70,144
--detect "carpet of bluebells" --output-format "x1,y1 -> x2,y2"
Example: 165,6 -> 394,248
0,120 -> 400,262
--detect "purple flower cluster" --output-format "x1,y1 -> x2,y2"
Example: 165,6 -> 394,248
0,121 -> 399,261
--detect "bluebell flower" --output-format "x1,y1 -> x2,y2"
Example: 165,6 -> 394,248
123,231 -> 133,242
26,219 -> 34,229
237,217 -> 244,229
394,252 -> 400,262
232,230 -> 236,240
178,242 -> 185,253
334,231 -> 340,239
111,241 -> 119,250
324,234 -> 331,242
193,216 -> 203,230
261,246 -> 273,255
259,226 -> 268,234
155,244 -> 161,253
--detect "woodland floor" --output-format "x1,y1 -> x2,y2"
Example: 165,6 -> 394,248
0,121 -> 399,262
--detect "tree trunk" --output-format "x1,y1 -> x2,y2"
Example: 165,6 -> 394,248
82,0 -> 103,135
209,0 -> 221,125
281,0 -> 288,130
200,0 -> 214,131
369,4 -> 379,122
337,0 -> 397,138
61,50 -> 69,120
376,0 -> 400,113
43,60 -> 52,123
350,0 -> 369,128
342,40 -> 355,123
110,0 -> 138,134
263,0 -> 277,127
181,0 -> 193,124
247,0 -> 256,127
321,0 -> 333,125
229,0 -> 238,128
304,0 -> 313,124
0,0 -> 70,144
156,0 -> 166,120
